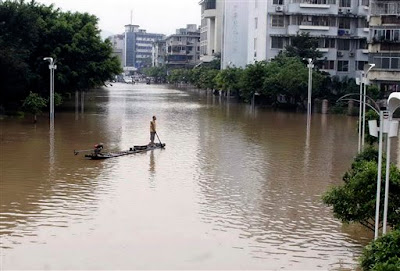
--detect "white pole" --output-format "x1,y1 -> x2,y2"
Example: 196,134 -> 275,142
307,60 -> 313,116
382,120 -> 392,234
358,73 -> 363,153
374,110 -> 384,240
362,77 -> 367,149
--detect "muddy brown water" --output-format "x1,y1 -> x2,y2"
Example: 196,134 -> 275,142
1,83 -> 380,269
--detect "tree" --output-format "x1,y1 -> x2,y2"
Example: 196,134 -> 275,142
284,32 -> 323,61
22,91 -> 48,123
0,1 -> 122,111
215,67 -> 243,96
360,229 -> 400,271
240,61 -> 268,101
323,149 -> 400,231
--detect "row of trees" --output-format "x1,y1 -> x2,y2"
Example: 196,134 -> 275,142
0,0 -> 121,111
145,33 -> 380,111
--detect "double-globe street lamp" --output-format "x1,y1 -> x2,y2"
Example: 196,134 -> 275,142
368,92 -> 400,239
43,57 -> 57,123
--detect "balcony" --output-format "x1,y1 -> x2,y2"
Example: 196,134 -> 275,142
368,70 -> 400,82
355,28 -> 369,38
287,3 -> 338,15
371,2 -> 400,16
203,8 -> 216,18
288,25 -> 338,36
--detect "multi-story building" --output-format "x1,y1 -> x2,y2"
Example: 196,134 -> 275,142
199,0 -> 224,62
108,34 -> 125,68
152,40 -> 166,67
124,24 -> 164,69
367,0 -> 400,94
262,0 -> 370,78
164,24 -> 201,69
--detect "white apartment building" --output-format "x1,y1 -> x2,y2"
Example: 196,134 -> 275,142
220,0 -> 370,79
199,0 -> 224,62
367,0 -> 400,94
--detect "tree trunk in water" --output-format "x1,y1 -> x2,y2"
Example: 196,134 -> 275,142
33,114 -> 37,123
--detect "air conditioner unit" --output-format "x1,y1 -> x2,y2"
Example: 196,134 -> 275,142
338,8 -> 343,14
347,9 -> 352,14
349,52 -> 355,57
308,16 -> 312,22
275,6 -> 284,12
337,51 -> 344,57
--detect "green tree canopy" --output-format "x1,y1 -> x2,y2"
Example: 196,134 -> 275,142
0,0 -> 122,110
323,148 -> 400,231
284,32 -> 323,61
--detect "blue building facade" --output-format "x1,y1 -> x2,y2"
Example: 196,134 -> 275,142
124,25 -> 164,69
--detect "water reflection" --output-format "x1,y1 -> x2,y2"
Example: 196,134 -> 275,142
1,83 -> 374,269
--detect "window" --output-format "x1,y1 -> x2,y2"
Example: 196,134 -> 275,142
391,58 -> 399,69
255,17 -> 258,29
271,37 -> 284,49
357,61 -> 368,70
320,60 -> 335,70
361,0 -> 369,6
382,58 -> 390,69
272,15 -> 285,27
318,38 -> 335,48
339,18 -> 351,29
337,39 -> 350,50
337,60 -> 349,72
273,0 -> 284,4
339,0 -> 350,7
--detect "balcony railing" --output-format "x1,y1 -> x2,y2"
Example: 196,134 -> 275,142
371,2 -> 400,15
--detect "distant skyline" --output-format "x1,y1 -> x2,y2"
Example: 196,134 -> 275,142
35,0 -> 201,36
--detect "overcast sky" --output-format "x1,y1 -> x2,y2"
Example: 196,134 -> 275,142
35,0 -> 201,36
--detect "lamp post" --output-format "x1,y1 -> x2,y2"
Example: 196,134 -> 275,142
361,64 -> 375,150
357,72 -> 364,153
43,57 -> 57,122
306,58 -> 314,117
382,93 -> 400,235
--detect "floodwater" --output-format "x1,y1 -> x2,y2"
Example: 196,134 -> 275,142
0,83 -> 378,269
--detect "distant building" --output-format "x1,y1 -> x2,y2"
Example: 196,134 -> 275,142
152,40 -> 167,67
164,24 -> 201,69
367,0 -> 400,94
124,24 -> 164,70
199,0 -> 224,63
108,34 -> 125,68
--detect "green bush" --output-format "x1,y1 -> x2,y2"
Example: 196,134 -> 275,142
360,229 -> 400,271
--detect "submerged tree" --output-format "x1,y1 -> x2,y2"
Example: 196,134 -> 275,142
22,91 -> 48,123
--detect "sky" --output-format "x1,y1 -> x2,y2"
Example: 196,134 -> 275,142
35,0 -> 201,37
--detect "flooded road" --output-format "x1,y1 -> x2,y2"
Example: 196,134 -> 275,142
1,83 -> 375,269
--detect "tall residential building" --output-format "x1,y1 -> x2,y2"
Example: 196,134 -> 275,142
164,24 -> 201,68
221,0 -> 249,68
263,0 -> 370,78
367,0 -> 400,94
124,24 -> 164,69
199,0 -> 224,62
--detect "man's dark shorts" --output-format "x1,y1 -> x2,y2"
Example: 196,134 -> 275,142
150,132 -> 156,142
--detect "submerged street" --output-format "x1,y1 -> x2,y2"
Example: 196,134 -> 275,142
1,83 -> 378,269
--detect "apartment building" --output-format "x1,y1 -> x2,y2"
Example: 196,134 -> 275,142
152,40 -> 167,67
199,0 -> 224,62
367,0 -> 400,94
257,0 -> 369,78
124,24 -> 164,69
164,24 -> 201,69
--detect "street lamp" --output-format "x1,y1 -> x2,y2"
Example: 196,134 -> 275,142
382,92 -> 400,235
361,63 -> 375,150
306,58 -> 314,117
43,57 -> 57,122
357,71 -> 364,153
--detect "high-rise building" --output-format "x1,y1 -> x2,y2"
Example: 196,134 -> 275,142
367,0 -> 400,94
124,24 -> 164,69
199,0 -> 224,62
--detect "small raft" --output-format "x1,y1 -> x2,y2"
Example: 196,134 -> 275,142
84,143 -> 166,160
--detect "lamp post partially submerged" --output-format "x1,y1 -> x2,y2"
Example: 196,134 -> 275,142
43,57 -> 57,123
